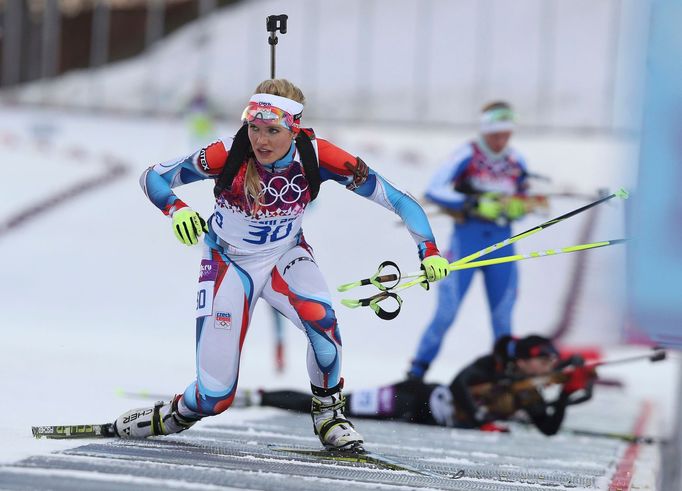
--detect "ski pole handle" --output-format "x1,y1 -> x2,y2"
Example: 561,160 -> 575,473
266,14 -> 288,79
341,291 -> 403,320
266,14 -> 288,35
337,261 -> 401,292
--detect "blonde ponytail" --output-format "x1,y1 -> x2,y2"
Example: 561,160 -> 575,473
244,157 -> 262,214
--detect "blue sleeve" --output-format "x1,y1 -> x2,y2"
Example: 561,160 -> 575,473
424,145 -> 473,211
140,151 -> 212,215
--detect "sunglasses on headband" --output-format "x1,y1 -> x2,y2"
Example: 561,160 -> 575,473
241,101 -> 301,131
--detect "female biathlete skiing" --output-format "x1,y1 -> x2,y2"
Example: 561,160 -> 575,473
113,79 -> 450,451
408,101 -> 532,380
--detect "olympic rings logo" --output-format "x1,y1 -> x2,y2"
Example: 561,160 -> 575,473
257,174 -> 309,206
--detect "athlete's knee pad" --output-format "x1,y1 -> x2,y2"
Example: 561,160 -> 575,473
307,324 -> 340,369
294,293 -> 338,331
182,382 -> 237,416
288,293 -> 342,369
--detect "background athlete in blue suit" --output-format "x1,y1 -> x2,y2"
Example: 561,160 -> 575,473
408,102 -> 531,380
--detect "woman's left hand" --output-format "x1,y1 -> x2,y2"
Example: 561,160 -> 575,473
420,255 -> 450,282
172,208 -> 208,246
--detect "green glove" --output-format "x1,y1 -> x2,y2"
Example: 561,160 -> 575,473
476,193 -> 503,221
504,196 -> 527,220
172,208 -> 208,246
421,255 -> 450,283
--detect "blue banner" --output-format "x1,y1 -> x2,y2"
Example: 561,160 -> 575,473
629,0 -> 682,347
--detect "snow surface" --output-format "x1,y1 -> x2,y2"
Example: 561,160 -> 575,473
0,106 -> 677,477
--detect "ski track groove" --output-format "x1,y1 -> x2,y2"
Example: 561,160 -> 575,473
0,409 -> 634,491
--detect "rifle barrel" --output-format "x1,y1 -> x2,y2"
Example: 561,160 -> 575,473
589,349 -> 667,369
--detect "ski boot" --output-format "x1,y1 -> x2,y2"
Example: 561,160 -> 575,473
311,383 -> 364,451
231,388 -> 262,408
114,395 -> 199,438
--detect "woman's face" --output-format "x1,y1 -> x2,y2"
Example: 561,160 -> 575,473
247,122 -> 294,165
516,356 -> 557,376
482,131 -> 512,153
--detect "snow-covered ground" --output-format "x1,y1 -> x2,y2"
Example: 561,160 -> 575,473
0,107 -> 677,482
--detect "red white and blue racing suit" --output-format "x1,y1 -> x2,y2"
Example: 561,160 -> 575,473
409,139 -> 528,378
141,129 -> 442,418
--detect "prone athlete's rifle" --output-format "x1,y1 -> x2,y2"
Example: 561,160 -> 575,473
459,348 -> 667,422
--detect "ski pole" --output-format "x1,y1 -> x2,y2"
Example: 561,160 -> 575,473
115,388 -> 171,401
266,14 -> 288,79
524,171 -> 552,183
342,238 -> 625,302
340,238 -> 626,318
414,187 -> 628,281
511,420 -> 664,444
561,428 -> 664,445
272,307 -> 286,373
545,188 -> 610,201
342,187 -> 629,294
393,238 -> 627,292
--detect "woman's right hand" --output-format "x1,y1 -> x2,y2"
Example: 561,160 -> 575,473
420,255 -> 450,282
172,208 -> 208,246
475,192 -> 504,221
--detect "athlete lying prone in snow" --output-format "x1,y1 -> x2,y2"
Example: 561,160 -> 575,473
238,335 -> 595,435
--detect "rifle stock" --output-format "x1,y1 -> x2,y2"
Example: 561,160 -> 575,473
456,348 -> 666,424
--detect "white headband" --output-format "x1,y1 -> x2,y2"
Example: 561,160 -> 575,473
249,93 -> 304,117
480,120 -> 515,134
480,106 -> 516,134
